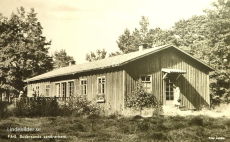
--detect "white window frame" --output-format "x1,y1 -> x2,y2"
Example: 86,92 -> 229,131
80,79 -> 87,95
54,80 -> 75,98
165,78 -> 174,101
55,83 -> 61,97
97,76 -> 106,94
68,81 -> 75,97
45,84 -> 50,97
35,85 -> 40,96
140,74 -> 152,93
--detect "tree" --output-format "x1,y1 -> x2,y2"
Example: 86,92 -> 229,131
0,7 -> 53,94
203,0 -> 230,103
108,51 -> 122,57
85,48 -> 107,62
116,17 -> 151,53
171,15 -> 212,62
116,16 -> 175,53
53,49 -> 74,68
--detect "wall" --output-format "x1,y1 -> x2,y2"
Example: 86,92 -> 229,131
75,68 -> 124,114
124,47 -> 210,110
27,67 -> 125,114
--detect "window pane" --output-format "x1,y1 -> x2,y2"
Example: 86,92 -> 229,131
84,85 -> 87,94
141,76 -> 145,81
84,89 -> 87,94
146,83 -> 151,87
80,86 -> 83,94
62,83 -> 66,97
98,84 -> 101,93
102,84 -> 105,93
146,76 -> 150,81
69,82 -> 74,96
166,87 -> 169,91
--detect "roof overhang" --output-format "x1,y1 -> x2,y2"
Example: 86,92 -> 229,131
162,68 -> 186,80
161,68 -> 187,74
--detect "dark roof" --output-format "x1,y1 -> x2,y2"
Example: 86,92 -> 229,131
26,44 -> 214,82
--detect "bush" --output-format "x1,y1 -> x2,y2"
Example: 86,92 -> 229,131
59,96 -> 100,117
126,83 -> 162,114
12,96 -> 101,117
0,102 -> 12,119
13,97 -> 60,117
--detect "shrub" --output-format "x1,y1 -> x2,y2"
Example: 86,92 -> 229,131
13,97 -> 60,117
12,96 -> 101,117
0,102 -> 12,119
59,96 -> 100,117
126,83 -> 162,114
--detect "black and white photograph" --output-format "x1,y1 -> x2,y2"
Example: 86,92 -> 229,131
0,0 -> 229,141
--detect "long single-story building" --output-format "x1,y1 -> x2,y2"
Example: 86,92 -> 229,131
25,44 -> 214,113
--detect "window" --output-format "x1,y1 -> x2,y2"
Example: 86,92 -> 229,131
55,83 -> 60,97
165,78 -> 174,100
97,77 -> 105,94
61,82 -> 66,98
45,84 -> 50,96
80,79 -> 87,95
2,92 -> 8,101
35,86 -> 40,96
141,75 -> 152,93
56,81 -> 74,98
68,81 -> 74,97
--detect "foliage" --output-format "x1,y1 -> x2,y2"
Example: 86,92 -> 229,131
52,49 -> 74,68
108,51 -> 122,57
126,83 -> 162,113
13,97 -> 60,117
0,102 -> 11,119
0,7 -> 53,93
170,1 -> 230,105
116,16 -> 176,54
85,48 -> 107,62
59,96 -> 100,116
204,0 -> 230,104
11,96 -> 101,117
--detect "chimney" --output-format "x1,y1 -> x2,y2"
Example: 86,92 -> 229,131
138,43 -> 148,51
69,60 -> 76,66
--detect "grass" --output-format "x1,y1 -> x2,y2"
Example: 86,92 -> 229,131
0,114 -> 229,142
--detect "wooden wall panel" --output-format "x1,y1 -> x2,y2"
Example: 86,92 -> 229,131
124,48 -> 211,110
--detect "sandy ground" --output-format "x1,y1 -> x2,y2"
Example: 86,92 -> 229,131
121,104 -> 230,118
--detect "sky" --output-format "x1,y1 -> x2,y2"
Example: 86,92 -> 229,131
0,0 -> 215,64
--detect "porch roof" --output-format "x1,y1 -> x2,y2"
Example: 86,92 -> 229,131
161,68 -> 187,74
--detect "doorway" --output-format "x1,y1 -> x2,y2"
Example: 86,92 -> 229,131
165,78 -> 175,106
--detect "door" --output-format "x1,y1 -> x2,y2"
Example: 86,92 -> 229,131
165,78 -> 175,106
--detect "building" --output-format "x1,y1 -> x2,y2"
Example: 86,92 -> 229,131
25,44 -> 214,113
